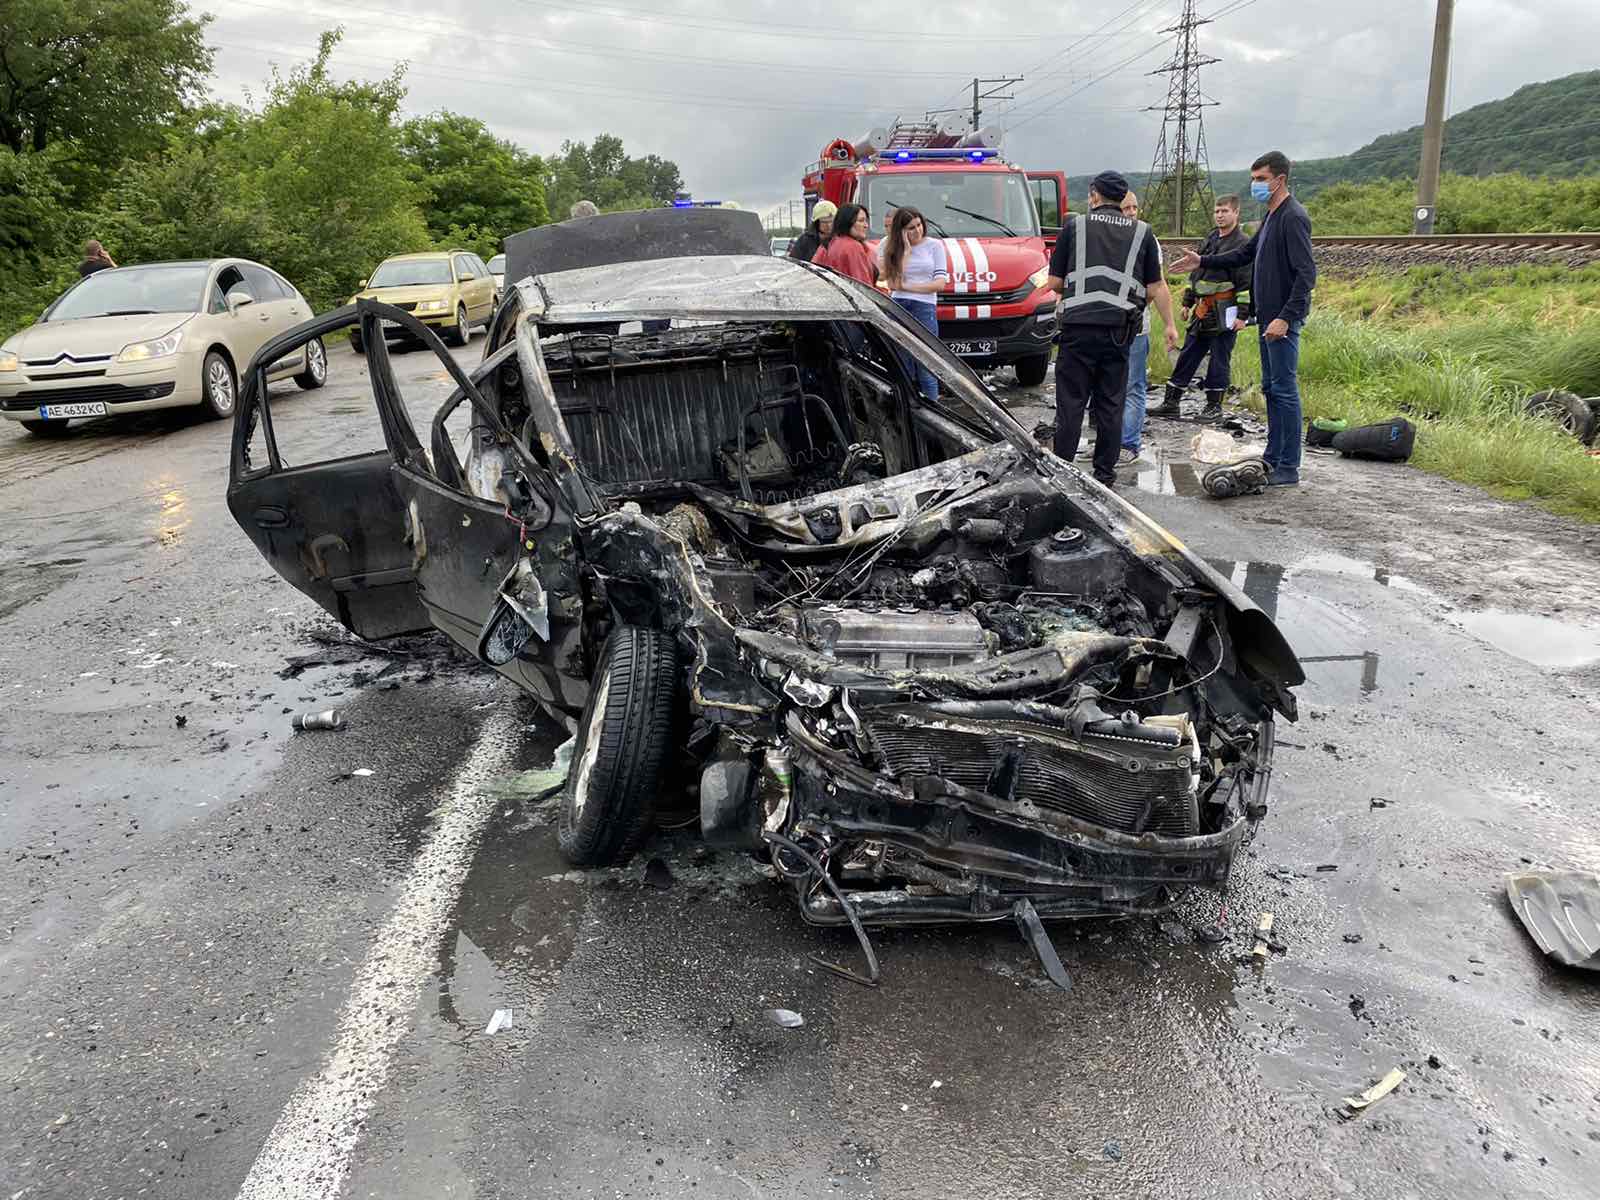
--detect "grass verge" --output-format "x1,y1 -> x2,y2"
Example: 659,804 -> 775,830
1142,266 -> 1600,523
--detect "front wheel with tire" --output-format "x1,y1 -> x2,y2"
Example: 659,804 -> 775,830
446,304 -> 470,347
19,419 -> 71,437
1013,353 -> 1051,387
557,626 -> 680,867
349,330 -> 364,354
295,337 -> 328,389
200,350 -> 236,419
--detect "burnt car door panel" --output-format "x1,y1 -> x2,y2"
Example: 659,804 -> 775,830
363,302 -> 590,710
227,306 -> 430,640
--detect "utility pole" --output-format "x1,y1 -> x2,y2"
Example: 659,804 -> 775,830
970,75 -> 1023,131
1414,0 -> 1454,234
1145,0 -> 1218,237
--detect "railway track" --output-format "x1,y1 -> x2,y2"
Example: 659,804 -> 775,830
1161,230 -> 1600,266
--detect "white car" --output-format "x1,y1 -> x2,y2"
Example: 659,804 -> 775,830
487,253 -> 506,296
0,259 -> 326,436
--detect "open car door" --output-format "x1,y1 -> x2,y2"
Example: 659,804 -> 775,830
1026,171 -> 1068,255
227,306 -> 431,640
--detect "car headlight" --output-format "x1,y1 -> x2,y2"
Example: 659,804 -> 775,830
1029,267 -> 1051,290
0,349 -> 18,373
417,298 -> 448,313
116,328 -> 185,363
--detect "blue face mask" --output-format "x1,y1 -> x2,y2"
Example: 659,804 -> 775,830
1250,179 -> 1273,203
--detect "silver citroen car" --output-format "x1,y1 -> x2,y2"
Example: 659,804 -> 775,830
0,259 -> 327,436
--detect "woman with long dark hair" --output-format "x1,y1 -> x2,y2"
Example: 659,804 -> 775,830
878,206 -> 947,400
810,203 -> 876,286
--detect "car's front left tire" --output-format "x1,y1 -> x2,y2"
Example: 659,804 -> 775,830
557,626 -> 680,867
200,350 -> 237,420
295,337 -> 328,390
447,304 -> 470,347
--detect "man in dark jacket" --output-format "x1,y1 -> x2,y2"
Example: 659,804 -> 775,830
1153,194 -> 1251,422
1047,170 -> 1178,486
1173,150 -> 1316,486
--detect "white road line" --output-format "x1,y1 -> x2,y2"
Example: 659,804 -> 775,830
236,707 -> 521,1200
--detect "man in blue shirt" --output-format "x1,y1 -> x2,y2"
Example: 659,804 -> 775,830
1172,150 -> 1315,486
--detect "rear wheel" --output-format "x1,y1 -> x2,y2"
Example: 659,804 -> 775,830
295,337 -> 328,389
557,626 -> 680,867
447,304 -> 469,347
200,350 -> 236,420
349,330 -> 364,354
20,419 -> 71,437
1014,353 -> 1051,387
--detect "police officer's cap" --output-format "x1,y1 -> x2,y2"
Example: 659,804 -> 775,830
1089,171 -> 1130,203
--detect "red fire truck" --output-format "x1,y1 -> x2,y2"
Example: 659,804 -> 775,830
801,121 -> 1068,385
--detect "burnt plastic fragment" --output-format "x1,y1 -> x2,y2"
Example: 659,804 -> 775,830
1012,898 -> 1073,992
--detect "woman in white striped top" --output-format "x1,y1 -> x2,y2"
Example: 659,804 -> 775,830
878,206 -> 948,401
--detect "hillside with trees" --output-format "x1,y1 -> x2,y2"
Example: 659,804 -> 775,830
1064,70 -> 1600,232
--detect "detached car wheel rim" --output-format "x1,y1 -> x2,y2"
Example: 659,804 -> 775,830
209,361 -> 234,411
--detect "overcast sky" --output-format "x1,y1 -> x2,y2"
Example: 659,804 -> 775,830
203,0 -> 1600,218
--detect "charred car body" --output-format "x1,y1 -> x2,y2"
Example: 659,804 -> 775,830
228,210 -> 1301,934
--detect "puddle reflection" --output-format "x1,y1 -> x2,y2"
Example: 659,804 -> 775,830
1209,557 -> 1387,700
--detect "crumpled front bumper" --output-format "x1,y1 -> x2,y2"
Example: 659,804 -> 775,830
777,707 -> 1270,926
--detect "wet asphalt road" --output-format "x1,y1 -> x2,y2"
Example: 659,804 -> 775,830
2,339 -> 1598,1200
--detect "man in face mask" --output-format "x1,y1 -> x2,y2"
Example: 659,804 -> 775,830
1172,151 -> 1316,487
1153,194 -> 1252,423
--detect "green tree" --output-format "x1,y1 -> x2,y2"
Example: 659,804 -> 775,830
544,133 -> 683,217
0,0 -> 212,156
86,29 -> 431,312
401,111 -> 548,254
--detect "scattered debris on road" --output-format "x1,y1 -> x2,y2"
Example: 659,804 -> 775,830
1342,1067 -> 1406,1115
765,1008 -> 805,1028
291,709 -> 345,732
484,1009 -> 514,1035
1504,870 -> 1600,971
1252,912 -> 1275,961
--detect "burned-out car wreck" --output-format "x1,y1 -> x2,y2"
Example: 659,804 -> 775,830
228,210 -> 1302,971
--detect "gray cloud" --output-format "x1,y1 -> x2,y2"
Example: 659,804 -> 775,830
204,0 -> 1600,217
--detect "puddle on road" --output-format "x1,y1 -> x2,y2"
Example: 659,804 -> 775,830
1455,610 -> 1600,670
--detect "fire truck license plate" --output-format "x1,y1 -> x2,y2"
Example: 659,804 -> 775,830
946,339 -> 996,357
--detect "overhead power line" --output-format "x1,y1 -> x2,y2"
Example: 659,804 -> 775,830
505,0 -> 1067,43
216,0 -> 973,80
209,37 -> 923,116
1145,0 -> 1218,235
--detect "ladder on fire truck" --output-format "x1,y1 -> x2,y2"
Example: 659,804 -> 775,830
883,120 -> 945,149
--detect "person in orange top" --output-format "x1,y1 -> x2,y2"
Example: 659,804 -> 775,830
810,203 -> 876,286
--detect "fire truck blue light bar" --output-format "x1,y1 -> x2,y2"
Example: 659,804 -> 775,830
881,148 -> 999,162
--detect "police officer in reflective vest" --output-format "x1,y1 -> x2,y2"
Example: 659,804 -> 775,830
1046,171 -> 1178,485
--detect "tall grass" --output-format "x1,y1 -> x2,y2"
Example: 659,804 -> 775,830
1145,265 -> 1600,522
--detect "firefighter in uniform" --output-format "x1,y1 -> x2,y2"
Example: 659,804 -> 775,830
1152,193 -> 1253,422
1046,171 -> 1178,485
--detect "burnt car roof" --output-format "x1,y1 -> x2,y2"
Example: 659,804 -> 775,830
519,254 -> 869,322
503,207 -> 769,285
